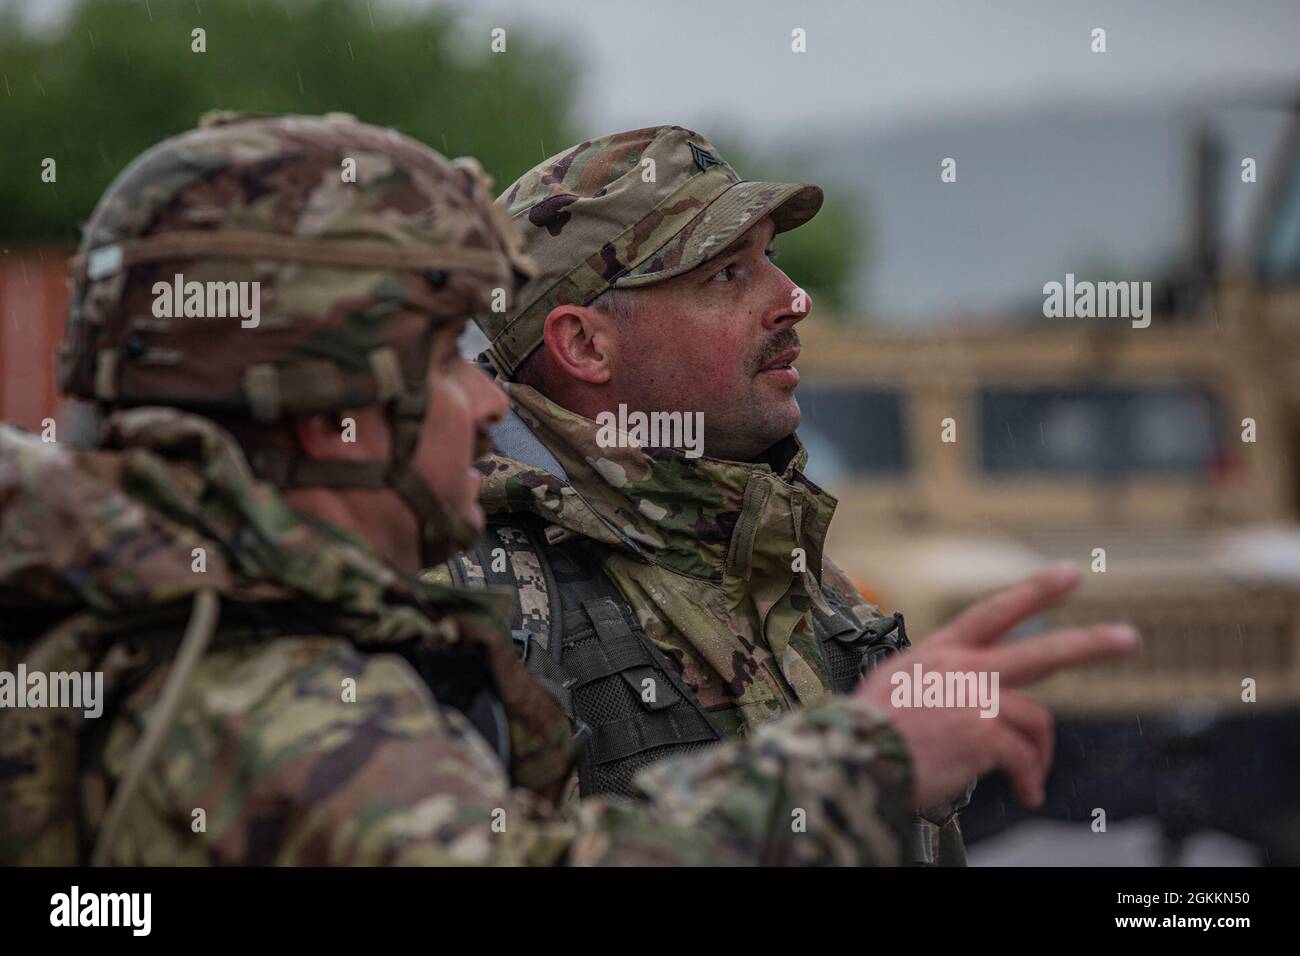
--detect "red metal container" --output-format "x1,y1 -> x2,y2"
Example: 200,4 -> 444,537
0,249 -> 72,431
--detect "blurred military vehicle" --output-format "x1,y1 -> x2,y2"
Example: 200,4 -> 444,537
798,105 -> 1300,862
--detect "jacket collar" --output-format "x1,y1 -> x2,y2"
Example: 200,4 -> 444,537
480,381 -> 838,609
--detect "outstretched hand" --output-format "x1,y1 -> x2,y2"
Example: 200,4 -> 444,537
856,563 -> 1139,809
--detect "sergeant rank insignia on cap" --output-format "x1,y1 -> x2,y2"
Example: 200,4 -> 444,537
689,142 -> 723,171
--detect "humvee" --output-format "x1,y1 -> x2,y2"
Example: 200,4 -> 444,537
796,109 -> 1300,862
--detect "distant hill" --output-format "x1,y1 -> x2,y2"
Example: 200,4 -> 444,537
797,103 -> 1291,324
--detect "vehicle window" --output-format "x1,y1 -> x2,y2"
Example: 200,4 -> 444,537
980,386 -> 1223,475
797,385 -> 907,479
1257,145 -> 1300,282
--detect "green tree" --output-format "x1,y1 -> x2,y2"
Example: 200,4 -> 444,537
0,0 -> 865,310
0,0 -> 578,244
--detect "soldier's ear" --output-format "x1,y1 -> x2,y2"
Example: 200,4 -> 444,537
288,412 -> 339,458
541,304 -> 614,387
290,407 -> 390,460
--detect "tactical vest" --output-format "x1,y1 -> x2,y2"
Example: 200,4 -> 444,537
447,516 -> 913,800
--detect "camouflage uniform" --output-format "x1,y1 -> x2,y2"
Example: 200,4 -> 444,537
0,114 -> 918,866
453,126 -> 970,863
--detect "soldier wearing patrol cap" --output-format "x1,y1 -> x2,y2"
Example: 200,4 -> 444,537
441,126 -> 1139,866
0,113 -> 943,867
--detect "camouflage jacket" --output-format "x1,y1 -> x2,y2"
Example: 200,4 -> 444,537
430,380 -> 969,863
0,409 -> 918,865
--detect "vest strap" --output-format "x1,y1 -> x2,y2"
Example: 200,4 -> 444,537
586,709 -> 718,767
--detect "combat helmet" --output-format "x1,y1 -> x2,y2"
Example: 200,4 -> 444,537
60,111 -> 533,559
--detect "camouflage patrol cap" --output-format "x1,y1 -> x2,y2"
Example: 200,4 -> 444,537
485,126 -> 823,376
59,111 -> 534,558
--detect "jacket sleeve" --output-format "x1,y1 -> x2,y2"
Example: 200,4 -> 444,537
98,636 -> 916,866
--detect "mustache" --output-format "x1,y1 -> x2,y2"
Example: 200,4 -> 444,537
749,328 -> 801,374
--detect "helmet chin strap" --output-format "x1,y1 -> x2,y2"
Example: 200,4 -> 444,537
384,463 -> 480,570
246,319 -> 483,571
246,445 -> 477,572
245,382 -> 481,572
245,442 -> 479,572
381,366 -> 482,570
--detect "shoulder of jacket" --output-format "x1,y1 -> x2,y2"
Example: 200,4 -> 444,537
820,555 -> 887,617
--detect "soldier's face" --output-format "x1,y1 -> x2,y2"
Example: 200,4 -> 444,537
413,320 -> 508,533
611,217 -> 810,461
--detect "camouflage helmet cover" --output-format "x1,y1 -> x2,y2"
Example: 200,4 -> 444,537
61,111 -> 531,420
59,112 -> 534,557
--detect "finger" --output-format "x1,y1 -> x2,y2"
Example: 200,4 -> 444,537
986,623 -> 1139,686
990,722 -> 1047,808
995,691 -> 1054,774
930,562 -> 1081,649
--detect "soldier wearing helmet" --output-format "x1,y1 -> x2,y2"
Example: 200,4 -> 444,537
0,113 -> 941,866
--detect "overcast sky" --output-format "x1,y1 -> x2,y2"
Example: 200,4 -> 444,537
459,0 -> 1300,143
22,0 -> 1298,319
452,0 -> 1300,319
23,0 -> 1300,136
